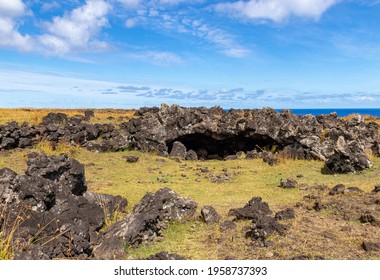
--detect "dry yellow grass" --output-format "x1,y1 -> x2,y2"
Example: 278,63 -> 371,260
0,108 -> 135,125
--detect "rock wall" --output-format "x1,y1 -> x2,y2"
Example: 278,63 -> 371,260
1,105 -> 379,173
123,104 -> 379,173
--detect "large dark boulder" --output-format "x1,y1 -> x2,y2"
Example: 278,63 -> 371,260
0,154 -> 123,260
229,197 -> 272,220
96,188 -> 197,253
322,136 -> 372,174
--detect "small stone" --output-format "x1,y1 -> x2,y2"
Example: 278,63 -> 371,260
124,156 -> 139,163
279,179 -> 297,189
329,184 -> 346,195
362,242 -> 380,252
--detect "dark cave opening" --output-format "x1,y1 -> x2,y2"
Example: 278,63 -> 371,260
167,133 -> 281,159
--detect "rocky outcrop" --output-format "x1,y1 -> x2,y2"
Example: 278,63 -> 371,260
94,188 -> 197,258
1,105 -> 379,173
122,104 -> 379,173
0,112 -> 131,153
0,154 -> 125,260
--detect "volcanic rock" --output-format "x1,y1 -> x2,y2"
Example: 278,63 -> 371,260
124,155 -> 139,163
146,251 -> 186,260
201,205 -> 221,224
329,184 -> 346,195
275,208 -> 296,220
373,185 -> 380,193
169,141 -> 187,159
245,213 -> 287,247
98,188 -> 197,248
279,179 -> 298,189
362,242 -> 380,252
229,197 -> 272,220
0,154 -> 123,260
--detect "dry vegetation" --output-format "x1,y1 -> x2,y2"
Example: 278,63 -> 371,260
1,146 -> 379,260
0,109 -> 380,260
0,108 -> 135,125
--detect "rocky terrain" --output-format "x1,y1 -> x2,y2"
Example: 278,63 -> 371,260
1,104 -> 379,174
0,105 -> 380,260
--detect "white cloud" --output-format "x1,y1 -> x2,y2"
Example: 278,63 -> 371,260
222,47 -> 251,58
0,0 -> 34,52
191,22 -> 251,57
125,18 -> 137,28
0,0 -> 26,17
127,51 -> 184,65
215,0 -> 339,22
0,0 -> 112,56
117,0 -> 142,8
38,0 -> 111,55
40,1 -> 61,12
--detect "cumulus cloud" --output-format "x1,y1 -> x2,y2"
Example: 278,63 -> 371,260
38,0 -> 111,55
0,0 -> 26,16
0,0 -> 111,56
0,0 -> 34,51
215,0 -> 339,22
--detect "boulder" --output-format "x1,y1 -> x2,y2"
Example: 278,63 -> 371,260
99,188 -> 197,247
170,141 -> 187,159
185,149 -> 198,161
200,205 -> 221,224
229,197 -> 272,220
275,208 -> 295,220
323,136 -> 372,174
0,154 -> 124,260
245,213 -> 287,247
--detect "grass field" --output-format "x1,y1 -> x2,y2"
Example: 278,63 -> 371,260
1,145 -> 379,260
0,109 -> 379,260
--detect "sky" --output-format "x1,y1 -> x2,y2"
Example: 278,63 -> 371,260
1,0 -> 380,109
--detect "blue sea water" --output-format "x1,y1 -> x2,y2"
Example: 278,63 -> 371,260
275,108 -> 380,117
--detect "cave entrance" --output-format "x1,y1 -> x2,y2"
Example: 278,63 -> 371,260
167,133 -> 281,160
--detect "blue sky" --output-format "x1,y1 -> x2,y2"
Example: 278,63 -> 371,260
1,0 -> 380,109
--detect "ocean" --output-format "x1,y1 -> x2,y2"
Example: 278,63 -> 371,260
275,108 -> 380,117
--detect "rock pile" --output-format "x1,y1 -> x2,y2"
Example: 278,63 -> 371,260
122,105 -> 379,173
0,154 -> 198,260
94,188 -> 197,259
1,105 -> 379,174
229,197 -> 288,247
0,154 -> 126,259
